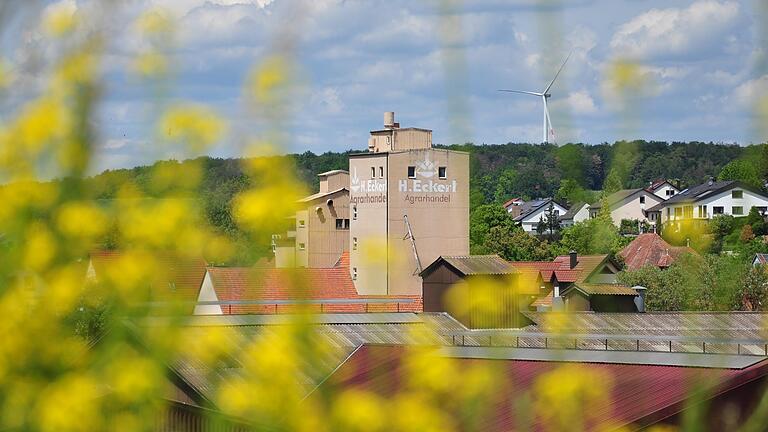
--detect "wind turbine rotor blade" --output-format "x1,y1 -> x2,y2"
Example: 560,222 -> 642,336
497,90 -> 544,96
543,50 -> 573,94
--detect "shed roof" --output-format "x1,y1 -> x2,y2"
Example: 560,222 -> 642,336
420,255 -> 517,277
588,188 -> 646,209
298,187 -> 348,203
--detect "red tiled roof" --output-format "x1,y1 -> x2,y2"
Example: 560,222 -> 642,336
530,290 -> 553,308
207,266 -> 420,314
89,250 -> 207,311
619,234 -> 697,271
322,344 -> 768,431
553,269 -> 580,283
334,251 -> 350,268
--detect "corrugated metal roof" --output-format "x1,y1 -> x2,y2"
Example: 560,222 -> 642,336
322,344 -> 768,431
182,312 -> 424,327
571,283 -> 638,296
431,255 -> 517,276
441,346 -> 764,369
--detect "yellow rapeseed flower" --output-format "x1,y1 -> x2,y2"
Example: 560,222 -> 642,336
247,55 -> 290,105
136,9 -> 174,37
133,51 -> 169,78
42,1 -> 78,37
159,105 -> 226,151
56,201 -> 108,241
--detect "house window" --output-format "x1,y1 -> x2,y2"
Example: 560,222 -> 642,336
683,206 -> 693,219
353,237 -> 358,250
733,206 -> 744,215
640,196 -> 645,204
407,166 -> 416,178
713,206 -> 724,215
674,207 -> 682,218
298,219 -> 306,227
758,207 -> 768,215
371,167 -> 376,178
352,267 -> 358,280
352,205 -> 358,220
298,243 -> 306,250
438,167 -> 447,179
733,190 -> 743,199
336,219 -> 350,230
379,166 -> 384,178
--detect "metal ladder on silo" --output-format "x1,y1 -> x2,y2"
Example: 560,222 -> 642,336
403,214 -> 422,275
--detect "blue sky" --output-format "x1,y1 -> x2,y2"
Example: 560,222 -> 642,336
13,1 -> 768,171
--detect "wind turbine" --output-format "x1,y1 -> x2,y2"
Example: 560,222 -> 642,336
498,51 -> 572,144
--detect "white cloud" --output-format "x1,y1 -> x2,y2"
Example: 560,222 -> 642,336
732,75 -> 768,108
311,87 -> 344,114
610,1 -> 740,59
562,90 -> 597,115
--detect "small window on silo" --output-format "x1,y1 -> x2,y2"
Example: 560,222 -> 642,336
352,205 -> 358,220
438,167 -> 447,179
344,219 -> 350,229
379,166 -> 384,178
352,267 -> 358,280
407,166 -> 416,178
353,237 -> 358,250
298,243 -> 306,250
298,219 -> 305,227
371,167 -> 376,178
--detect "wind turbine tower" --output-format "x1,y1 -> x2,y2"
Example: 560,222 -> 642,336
499,52 -> 572,144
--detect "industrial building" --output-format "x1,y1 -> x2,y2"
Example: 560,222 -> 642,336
349,113 -> 470,295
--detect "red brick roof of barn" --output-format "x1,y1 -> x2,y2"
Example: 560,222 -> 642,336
88,250 -> 207,309
207,266 -> 419,314
619,233 -> 697,271
322,344 -> 768,431
334,251 -> 350,268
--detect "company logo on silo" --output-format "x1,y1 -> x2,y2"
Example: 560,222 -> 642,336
415,154 -> 436,178
399,155 -> 457,195
350,167 -> 386,193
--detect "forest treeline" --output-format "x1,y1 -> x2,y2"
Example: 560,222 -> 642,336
76,141 -> 762,264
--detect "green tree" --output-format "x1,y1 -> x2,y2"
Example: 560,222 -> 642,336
718,159 -> 763,189
559,218 -> 625,255
602,169 -> 622,193
544,202 -> 561,235
484,226 -> 552,261
470,204 -> 515,252
738,267 -> 768,311
493,168 -> 518,203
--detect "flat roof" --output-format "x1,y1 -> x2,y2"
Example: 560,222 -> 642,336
441,346 -> 766,369
370,127 -> 433,133
348,148 -> 470,157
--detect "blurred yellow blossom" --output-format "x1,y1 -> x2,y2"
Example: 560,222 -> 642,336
247,55 -> 291,105
159,105 -> 226,151
136,8 -> 174,37
42,1 -> 78,37
133,51 -> 169,78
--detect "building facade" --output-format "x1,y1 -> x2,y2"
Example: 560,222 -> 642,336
648,180 -> 768,227
589,188 -> 665,227
349,113 -> 470,296
274,170 -> 350,268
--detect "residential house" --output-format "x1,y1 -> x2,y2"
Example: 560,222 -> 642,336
649,178 -> 681,200
753,253 -> 768,267
588,188 -> 665,227
513,252 -> 641,313
619,233 -> 697,270
420,255 -> 538,329
502,197 -> 524,215
512,198 -> 568,233
646,180 -> 768,230
559,201 -> 589,228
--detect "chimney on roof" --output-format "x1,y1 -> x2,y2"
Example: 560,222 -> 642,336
569,250 -> 577,269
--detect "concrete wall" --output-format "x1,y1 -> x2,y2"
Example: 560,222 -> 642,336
349,148 -> 469,296
349,153 -> 389,294
305,189 -> 350,268
386,149 -> 469,295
